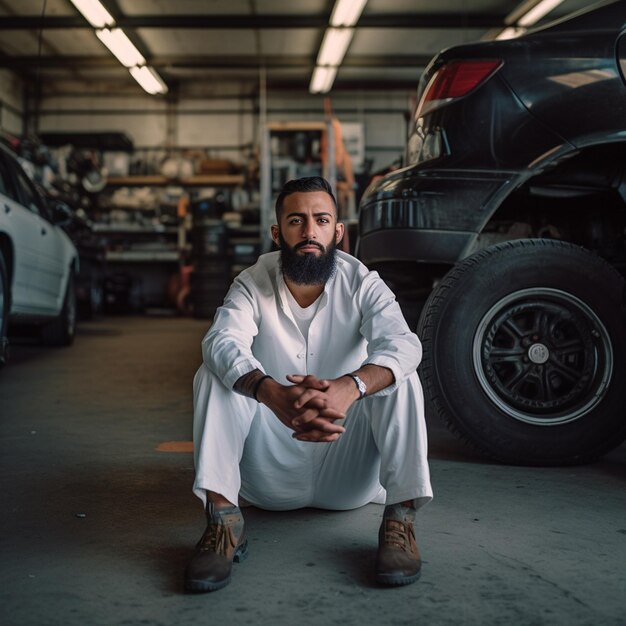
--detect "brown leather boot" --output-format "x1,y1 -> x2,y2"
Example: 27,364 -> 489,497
375,503 -> 421,586
184,503 -> 248,593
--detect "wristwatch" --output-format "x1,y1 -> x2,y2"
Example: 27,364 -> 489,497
346,373 -> 367,399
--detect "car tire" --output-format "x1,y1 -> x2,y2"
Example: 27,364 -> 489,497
41,269 -> 77,346
78,273 -> 104,320
0,253 -> 9,368
417,239 -> 626,465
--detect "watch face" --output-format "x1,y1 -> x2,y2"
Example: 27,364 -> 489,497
348,373 -> 366,398
354,375 -> 366,397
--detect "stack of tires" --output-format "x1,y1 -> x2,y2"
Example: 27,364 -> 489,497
104,273 -> 143,314
190,219 -> 231,319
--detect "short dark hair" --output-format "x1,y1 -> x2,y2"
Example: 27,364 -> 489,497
275,176 -> 337,221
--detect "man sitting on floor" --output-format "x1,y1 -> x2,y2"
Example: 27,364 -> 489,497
185,176 -> 433,593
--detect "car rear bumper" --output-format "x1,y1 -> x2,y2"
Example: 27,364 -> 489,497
358,228 -> 474,266
357,168 -> 517,266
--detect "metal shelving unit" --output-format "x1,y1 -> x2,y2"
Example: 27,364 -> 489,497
260,121 -> 336,251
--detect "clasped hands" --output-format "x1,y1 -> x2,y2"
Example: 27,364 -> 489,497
257,374 -> 360,443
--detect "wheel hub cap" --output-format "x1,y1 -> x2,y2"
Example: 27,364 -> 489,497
528,343 -> 549,364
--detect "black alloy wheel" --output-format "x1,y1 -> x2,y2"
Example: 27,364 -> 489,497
474,288 -> 612,426
417,239 -> 626,465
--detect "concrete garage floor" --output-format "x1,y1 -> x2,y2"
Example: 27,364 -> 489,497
1,316 -> 625,626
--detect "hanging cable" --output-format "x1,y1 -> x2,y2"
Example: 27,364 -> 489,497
33,0 -> 49,135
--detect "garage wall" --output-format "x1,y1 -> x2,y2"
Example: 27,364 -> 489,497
36,89 -> 412,174
0,70 -> 24,136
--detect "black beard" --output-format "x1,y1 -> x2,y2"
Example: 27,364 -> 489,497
279,234 -> 338,286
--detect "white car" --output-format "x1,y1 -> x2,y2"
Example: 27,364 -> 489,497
0,143 -> 79,367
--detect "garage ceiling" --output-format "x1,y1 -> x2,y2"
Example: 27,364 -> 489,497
0,0 -> 596,97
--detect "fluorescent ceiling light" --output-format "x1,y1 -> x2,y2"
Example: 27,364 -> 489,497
496,26 -> 526,40
317,28 -> 354,67
508,0 -> 565,27
71,2 -> 166,97
518,0 -> 564,26
309,0 -> 366,95
96,28 -> 145,68
129,66 -> 168,95
69,0 -> 115,28
330,0 -> 368,27
309,66 -> 337,93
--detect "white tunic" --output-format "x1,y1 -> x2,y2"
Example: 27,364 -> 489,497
201,250 -> 422,393
193,250 -> 433,511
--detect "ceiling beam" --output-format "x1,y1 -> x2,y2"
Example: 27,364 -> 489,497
0,13 -> 506,30
37,78 -> 422,97
0,54 -> 434,70
270,79 -> 420,91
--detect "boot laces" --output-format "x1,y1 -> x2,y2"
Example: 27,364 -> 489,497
198,520 -> 237,555
383,519 -> 415,552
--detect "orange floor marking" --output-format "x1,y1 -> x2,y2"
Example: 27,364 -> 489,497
156,441 -> 194,452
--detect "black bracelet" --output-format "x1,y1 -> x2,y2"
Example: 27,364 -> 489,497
253,375 -> 273,402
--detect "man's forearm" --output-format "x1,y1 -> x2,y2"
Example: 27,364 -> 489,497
235,364 -> 394,404
234,369 -> 273,401
347,364 -> 395,398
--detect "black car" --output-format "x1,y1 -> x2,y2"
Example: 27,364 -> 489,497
357,0 -> 626,465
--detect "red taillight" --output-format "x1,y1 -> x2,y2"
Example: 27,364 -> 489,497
417,59 -> 502,117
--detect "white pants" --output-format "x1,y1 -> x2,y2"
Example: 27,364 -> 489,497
192,365 -> 433,512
